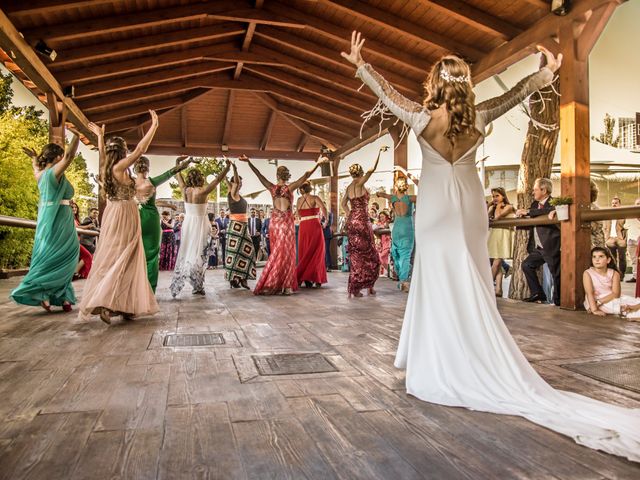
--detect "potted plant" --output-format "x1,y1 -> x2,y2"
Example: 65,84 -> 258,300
549,196 -> 573,221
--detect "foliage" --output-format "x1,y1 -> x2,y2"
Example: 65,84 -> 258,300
169,156 -> 229,200
591,113 -> 620,148
549,196 -> 573,206
66,152 -> 96,215
0,71 -> 93,268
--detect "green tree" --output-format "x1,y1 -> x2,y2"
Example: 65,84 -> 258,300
169,156 -> 229,200
592,113 -> 620,147
66,152 -> 96,215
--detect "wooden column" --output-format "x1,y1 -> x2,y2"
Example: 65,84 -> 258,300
558,3 -> 618,309
46,92 -> 66,146
329,155 -> 340,269
389,124 -> 409,206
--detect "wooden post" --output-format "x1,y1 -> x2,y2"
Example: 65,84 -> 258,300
389,124 -> 409,206
329,154 -> 340,269
46,91 -> 66,146
558,3 -> 618,309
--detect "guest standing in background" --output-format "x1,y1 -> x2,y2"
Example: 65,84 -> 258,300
159,211 -> 177,271
296,181 -> 328,288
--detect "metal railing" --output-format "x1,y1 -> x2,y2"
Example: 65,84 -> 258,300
0,215 -> 99,236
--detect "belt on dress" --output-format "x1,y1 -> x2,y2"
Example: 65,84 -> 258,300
229,213 -> 248,221
41,200 -> 71,206
300,215 -> 319,221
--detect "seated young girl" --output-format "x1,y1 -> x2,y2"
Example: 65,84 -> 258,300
583,246 -> 640,320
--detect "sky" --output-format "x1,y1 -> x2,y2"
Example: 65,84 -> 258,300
4,0 -> 639,204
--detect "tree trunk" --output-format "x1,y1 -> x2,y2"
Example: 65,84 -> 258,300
509,77 -> 560,299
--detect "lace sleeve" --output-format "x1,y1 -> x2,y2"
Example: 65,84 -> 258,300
356,63 -> 430,134
476,67 -> 554,125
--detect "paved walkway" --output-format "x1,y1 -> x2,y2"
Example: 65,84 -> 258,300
1,270 -> 639,479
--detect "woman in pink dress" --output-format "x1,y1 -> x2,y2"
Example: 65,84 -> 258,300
341,146 -> 385,297
79,114 -> 160,324
240,155 -> 321,295
295,181 -> 328,288
374,210 -> 391,276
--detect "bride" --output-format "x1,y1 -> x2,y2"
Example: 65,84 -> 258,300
342,31 -> 640,461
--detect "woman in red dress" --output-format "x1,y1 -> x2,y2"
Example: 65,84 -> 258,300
374,210 -> 392,276
341,147 -> 385,297
296,181 -> 328,288
70,200 -> 93,279
240,155 -> 321,295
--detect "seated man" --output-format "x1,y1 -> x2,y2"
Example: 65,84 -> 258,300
515,177 -> 561,306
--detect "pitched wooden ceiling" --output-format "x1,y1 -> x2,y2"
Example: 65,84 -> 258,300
0,0 -> 608,159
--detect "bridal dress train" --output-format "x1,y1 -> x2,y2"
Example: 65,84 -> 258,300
357,63 -> 640,462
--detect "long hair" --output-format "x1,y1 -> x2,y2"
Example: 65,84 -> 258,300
36,143 -> 64,170
69,200 -> 80,224
491,187 -> 511,205
185,169 -> 204,188
423,55 -> 476,145
100,137 -> 129,198
590,246 -> 619,273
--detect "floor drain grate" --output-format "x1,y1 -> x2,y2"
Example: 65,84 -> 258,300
163,333 -> 225,347
252,353 -> 338,376
562,356 -> 640,393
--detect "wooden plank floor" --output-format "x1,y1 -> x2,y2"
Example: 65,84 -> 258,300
1,270 -> 639,479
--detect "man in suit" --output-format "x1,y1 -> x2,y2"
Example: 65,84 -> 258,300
603,197 -> 628,279
215,208 -> 229,263
261,215 -> 271,257
322,211 -> 334,271
79,207 -> 100,254
516,177 -> 561,306
248,207 -> 262,260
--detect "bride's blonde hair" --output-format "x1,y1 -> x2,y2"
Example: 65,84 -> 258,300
423,55 -> 476,144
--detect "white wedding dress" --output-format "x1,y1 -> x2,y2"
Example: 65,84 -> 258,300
357,63 -> 640,462
170,202 -> 210,297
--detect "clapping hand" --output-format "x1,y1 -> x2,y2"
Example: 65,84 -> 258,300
341,31 -> 365,67
175,155 -> 191,171
537,45 -> 562,73
22,146 -> 38,159
87,122 -> 105,138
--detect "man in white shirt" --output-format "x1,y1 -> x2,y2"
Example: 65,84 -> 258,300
624,198 -> 640,282
602,197 -> 627,279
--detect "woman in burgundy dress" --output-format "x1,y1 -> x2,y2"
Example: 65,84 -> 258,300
341,146 -> 386,297
240,155 -> 321,295
295,181 -> 328,288
70,200 -> 93,279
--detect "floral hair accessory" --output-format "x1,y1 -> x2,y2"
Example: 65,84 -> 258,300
439,70 -> 469,84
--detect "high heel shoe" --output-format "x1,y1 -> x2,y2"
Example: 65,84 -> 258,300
40,301 -> 51,312
368,287 -> 376,296
62,302 -> 72,312
240,280 -> 250,290
99,308 -> 112,325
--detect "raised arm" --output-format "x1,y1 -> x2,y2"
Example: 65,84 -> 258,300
52,130 -> 80,180
174,157 -> 187,194
22,146 -> 39,176
342,31 -> 428,132
315,195 -> 328,222
238,154 -> 274,190
290,157 -> 322,191
376,191 -> 392,201
229,160 -> 241,198
114,111 -> 159,174
151,155 -> 190,187
202,159 -> 231,195
477,46 -> 561,125
359,146 -> 385,185
88,122 -> 105,166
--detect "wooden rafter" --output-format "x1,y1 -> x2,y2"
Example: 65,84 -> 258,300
260,110 -> 278,150
92,96 -> 186,123
417,0 -> 522,40
22,2 -> 304,43
221,90 -> 235,145
254,27 -> 422,95
52,23 -> 246,68
234,0 -> 265,80
181,105 -> 188,148
316,0 -> 487,60
5,1 -> 119,18
145,145 -> 320,160
296,133 -> 309,152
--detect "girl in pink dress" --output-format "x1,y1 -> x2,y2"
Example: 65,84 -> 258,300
583,246 -> 640,320
374,210 -> 391,276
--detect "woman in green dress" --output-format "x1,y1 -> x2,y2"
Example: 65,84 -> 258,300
134,155 -> 192,292
11,132 -> 80,311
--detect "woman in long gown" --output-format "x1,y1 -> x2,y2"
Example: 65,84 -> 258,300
159,211 -> 177,271
240,155 -> 321,295
295,181 -> 328,288
70,200 -> 93,280
170,158 -> 230,297
377,178 -> 416,291
224,161 -> 257,289
11,134 -> 80,311
487,187 -> 515,297
340,148 -> 385,298
134,155 -> 192,292
79,115 -> 159,324
373,210 -> 391,276
343,32 -> 640,461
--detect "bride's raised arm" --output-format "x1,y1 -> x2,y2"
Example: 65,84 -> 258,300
476,45 -> 562,125
342,31 -> 428,132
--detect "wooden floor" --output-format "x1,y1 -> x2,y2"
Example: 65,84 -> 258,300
1,270 -> 640,480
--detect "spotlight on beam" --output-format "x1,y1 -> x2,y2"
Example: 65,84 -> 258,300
221,144 -> 229,152
551,0 -> 571,16
63,85 -> 75,98
34,40 -> 56,61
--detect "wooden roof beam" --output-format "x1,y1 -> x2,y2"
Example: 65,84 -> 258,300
296,133 -> 309,152
52,23 -> 246,68
54,42 -> 238,84
234,0 -> 265,80
418,0 -> 522,40
264,1 -> 432,76
22,1 -> 304,43
145,145 -> 321,160
221,90 -> 235,145
260,110 -> 277,150
181,105 -> 188,148
254,27 -> 422,96
75,62 -> 234,99
5,1 -> 118,19
471,0 -> 623,84
92,96 -> 186,124
0,8 -> 95,143
317,0 -> 486,60
274,103 -> 355,139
